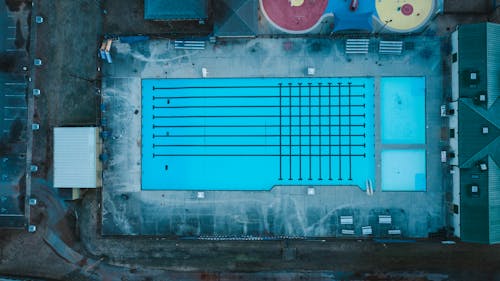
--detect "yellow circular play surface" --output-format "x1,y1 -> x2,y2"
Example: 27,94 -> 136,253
376,0 -> 434,32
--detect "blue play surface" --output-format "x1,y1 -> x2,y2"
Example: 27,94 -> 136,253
142,78 -> 374,190
380,77 -> 425,144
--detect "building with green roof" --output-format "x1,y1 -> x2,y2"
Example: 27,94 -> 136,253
448,22 -> 500,244
144,0 -> 208,21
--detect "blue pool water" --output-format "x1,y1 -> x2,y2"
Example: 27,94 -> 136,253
142,78 -> 375,190
380,77 -> 425,144
381,150 -> 426,191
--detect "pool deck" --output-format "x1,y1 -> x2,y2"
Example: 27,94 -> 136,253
101,36 -> 445,237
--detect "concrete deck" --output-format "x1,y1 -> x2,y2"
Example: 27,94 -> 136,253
101,36 -> 445,237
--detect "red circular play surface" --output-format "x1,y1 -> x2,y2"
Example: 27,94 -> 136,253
261,0 -> 329,32
401,3 -> 414,16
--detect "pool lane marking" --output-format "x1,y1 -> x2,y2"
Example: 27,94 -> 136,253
153,153 -> 366,157
298,83 -> 303,180
152,124 -> 366,128
279,83 -> 283,180
153,94 -> 365,99
338,82 -> 342,181
153,144 -> 366,147
308,83 -> 312,180
328,83 -> 332,180
152,84 -> 366,90
152,104 -> 366,109
149,81 -> 369,180
288,83 -> 293,180
153,133 -> 366,138
151,114 -> 366,119
318,82 -> 322,180
348,82 -> 353,181
4,106 -> 27,109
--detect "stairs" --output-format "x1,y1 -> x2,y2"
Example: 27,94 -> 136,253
174,40 -> 206,50
345,39 -> 370,54
379,41 -> 403,55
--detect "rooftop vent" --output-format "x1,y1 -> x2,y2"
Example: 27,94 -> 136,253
470,185 -> 480,197
474,92 -> 487,105
462,70 -> 479,88
479,162 -> 488,171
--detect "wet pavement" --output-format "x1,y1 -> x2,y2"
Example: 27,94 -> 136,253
101,36 -> 445,238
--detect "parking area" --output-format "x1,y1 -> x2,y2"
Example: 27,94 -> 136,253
0,1 -> 31,224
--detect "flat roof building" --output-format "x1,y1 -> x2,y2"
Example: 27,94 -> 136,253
53,127 -> 102,189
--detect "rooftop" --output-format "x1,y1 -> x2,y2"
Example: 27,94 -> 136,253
144,0 -> 208,20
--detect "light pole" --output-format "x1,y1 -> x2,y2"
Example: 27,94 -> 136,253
375,19 -> 393,36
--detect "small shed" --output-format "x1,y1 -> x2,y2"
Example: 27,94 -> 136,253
53,127 -> 102,189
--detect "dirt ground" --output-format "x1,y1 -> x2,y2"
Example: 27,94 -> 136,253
31,0 -> 102,177
1,189 -> 500,281
444,0 -> 495,14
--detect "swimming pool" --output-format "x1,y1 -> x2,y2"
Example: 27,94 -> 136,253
381,150 -> 426,191
380,76 -> 426,192
142,77 -> 375,190
380,77 -> 425,144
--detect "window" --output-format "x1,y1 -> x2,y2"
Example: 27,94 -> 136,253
452,53 -> 457,63
453,204 -> 459,214
450,128 -> 455,138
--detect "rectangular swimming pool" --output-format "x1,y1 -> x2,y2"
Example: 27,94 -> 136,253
142,78 -> 375,190
381,150 -> 426,191
380,77 -> 425,144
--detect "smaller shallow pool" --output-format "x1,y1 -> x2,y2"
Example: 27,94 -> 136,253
380,77 -> 425,144
381,149 -> 426,191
